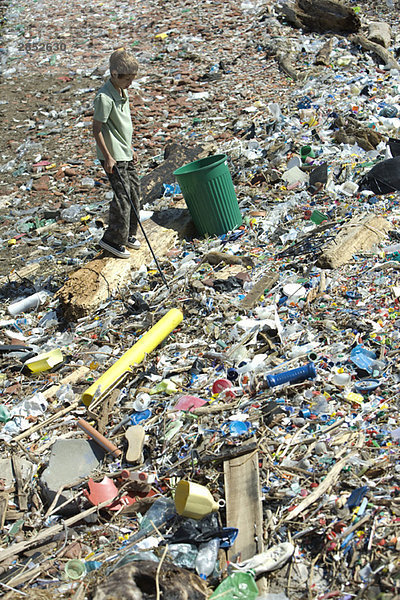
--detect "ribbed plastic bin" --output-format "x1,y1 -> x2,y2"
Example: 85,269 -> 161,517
174,154 -> 242,236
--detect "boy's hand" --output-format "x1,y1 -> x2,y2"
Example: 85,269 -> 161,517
104,156 -> 116,174
132,149 -> 138,164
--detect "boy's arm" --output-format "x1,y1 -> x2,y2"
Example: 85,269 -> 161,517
92,119 -> 116,173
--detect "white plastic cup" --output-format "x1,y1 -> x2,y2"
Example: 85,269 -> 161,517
8,291 -> 49,316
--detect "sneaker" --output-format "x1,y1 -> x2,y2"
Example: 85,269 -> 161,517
126,236 -> 141,249
99,238 -> 130,259
232,542 -> 294,576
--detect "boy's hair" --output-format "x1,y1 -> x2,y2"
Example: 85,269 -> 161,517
109,48 -> 139,76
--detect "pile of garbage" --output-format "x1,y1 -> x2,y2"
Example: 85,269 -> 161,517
0,0 -> 399,598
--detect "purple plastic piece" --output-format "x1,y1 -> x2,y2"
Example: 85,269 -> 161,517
266,362 -> 317,388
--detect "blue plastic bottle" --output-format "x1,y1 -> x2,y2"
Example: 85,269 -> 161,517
266,362 -> 317,388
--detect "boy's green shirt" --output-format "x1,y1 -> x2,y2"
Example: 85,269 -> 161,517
93,79 -> 133,161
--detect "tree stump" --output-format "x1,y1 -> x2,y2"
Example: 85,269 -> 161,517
279,0 -> 361,34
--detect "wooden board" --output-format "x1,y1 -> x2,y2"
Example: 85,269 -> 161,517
56,208 -> 193,321
223,444 -> 263,561
241,272 -> 279,311
317,215 -> 391,269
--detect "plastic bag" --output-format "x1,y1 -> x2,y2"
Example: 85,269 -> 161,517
358,156 -> 400,194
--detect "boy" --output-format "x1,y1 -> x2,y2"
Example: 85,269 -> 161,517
93,48 -> 141,259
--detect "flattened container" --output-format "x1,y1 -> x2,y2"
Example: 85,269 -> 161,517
174,154 -> 242,236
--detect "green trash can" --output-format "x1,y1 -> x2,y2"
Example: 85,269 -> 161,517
174,154 -> 242,236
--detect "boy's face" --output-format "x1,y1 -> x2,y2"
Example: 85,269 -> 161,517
111,73 -> 136,89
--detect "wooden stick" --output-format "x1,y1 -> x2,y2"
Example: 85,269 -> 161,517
11,401 -> 79,443
11,454 -> 27,511
189,402 -> 236,416
7,559 -> 54,588
351,33 -> 399,69
0,497 -> 113,563
284,454 -> 351,521
155,544 -> 168,600
42,366 -> 90,400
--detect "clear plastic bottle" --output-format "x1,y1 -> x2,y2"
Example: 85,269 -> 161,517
131,497 -> 176,542
168,543 -> 198,569
195,538 -> 219,579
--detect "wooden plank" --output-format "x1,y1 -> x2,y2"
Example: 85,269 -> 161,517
368,21 -> 391,48
224,444 -> 263,561
317,215 -> 391,269
0,492 -> 9,530
11,455 -> 27,511
315,38 -> 333,66
241,272 -> 279,310
0,263 -> 40,286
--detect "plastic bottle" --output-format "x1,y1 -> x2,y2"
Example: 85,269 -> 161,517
195,537 -> 219,579
266,363 -> 317,388
311,394 -> 329,415
168,543 -> 198,569
61,204 -> 84,222
8,291 -> 50,316
56,384 -> 75,404
135,497 -> 176,538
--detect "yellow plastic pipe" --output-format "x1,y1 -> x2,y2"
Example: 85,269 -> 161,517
82,308 -> 183,406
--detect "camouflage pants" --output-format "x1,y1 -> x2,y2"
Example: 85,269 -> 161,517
101,160 -> 141,246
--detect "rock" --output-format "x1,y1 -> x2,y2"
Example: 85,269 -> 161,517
140,142 -> 205,204
40,439 -> 105,514
32,175 -> 50,192
64,168 -> 78,177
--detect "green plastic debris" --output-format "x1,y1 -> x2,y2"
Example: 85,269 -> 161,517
210,571 -> 259,599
